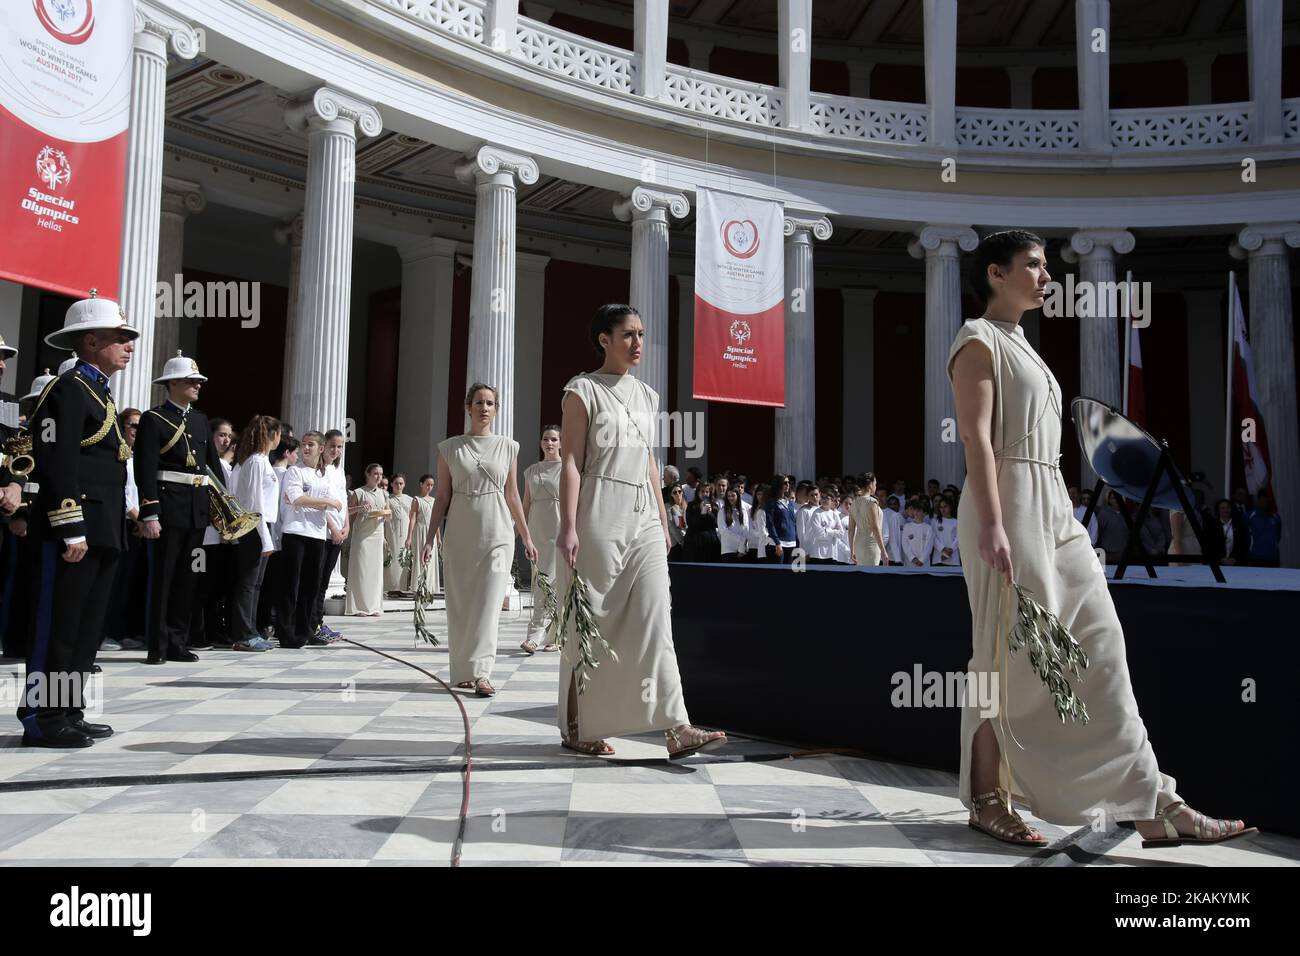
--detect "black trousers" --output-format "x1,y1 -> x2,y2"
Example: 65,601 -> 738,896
230,534 -> 270,642
257,551 -> 281,631
0,526 -> 21,657
20,542 -> 119,737
279,534 -> 326,644
312,540 -> 342,633
191,541 -> 236,646
104,533 -> 147,643
145,525 -> 205,658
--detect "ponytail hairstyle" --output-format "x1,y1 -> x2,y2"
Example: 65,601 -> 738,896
235,415 -> 282,466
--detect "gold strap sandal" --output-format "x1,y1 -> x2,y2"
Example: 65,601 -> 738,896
665,725 -> 727,761
968,789 -> 1048,847
1141,801 -> 1257,848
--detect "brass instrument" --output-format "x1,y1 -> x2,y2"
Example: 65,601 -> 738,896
1,430 -> 34,478
206,465 -> 261,541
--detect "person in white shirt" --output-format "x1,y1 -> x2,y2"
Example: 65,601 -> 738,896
746,485 -> 774,561
717,488 -> 749,561
735,474 -> 754,509
930,496 -> 961,566
257,436 -> 299,639
681,467 -> 702,504
809,485 -> 845,563
900,502 -> 935,567
228,416 -> 282,651
833,492 -> 853,564
277,432 -> 341,648
312,429 -> 349,642
882,495 -> 904,565
795,481 -> 819,557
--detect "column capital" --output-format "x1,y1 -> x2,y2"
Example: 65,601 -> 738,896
273,212 -> 306,248
455,144 -> 539,187
783,214 -> 833,242
135,1 -> 201,59
907,224 -> 977,259
1230,222 -> 1300,259
1060,228 -> 1135,262
285,87 -> 383,137
160,177 -> 206,219
397,236 -> 460,264
614,186 -> 689,223
517,250 -> 552,272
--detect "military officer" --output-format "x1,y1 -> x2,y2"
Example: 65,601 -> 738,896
134,351 -> 223,664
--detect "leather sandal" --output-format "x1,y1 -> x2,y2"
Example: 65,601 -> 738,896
474,678 -> 496,697
455,680 -> 475,690
1141,801 -> 1257,848
541,643 -> 560,652
520,639 -> 539,655
968,789 -> 1048,847
665,725 -> 726,760
561,716 -> 614,756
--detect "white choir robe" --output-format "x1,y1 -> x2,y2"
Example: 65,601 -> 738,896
900,520 -> 934,566
1073,505 -> 1099,545
809,507 -> 845,561
930,516 -> 960,565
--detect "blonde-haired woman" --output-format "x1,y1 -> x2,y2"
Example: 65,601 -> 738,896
422,384 -> 536,697
521,425 -> 563,654
848,472 -> 887,567
344,463 -> 389,616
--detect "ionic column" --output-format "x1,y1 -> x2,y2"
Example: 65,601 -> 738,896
1230,222 -> 1300,566
153,177 -> 205,378
615,186 -> 689,469
394,238 -> 458,477
841,289 -> 878,474
909,224 -> 978,490
923,0 -> 957,150
1076,0 -> 1111,152
779,0 -> 812,130
776,214 -> 832,479
284,87 -> 383,442
1060,227 -> 1134,488
113,2 -> 200,411
634,0 -> 669,99
1247,0 -> 1284,143
273,213 -> 305,419
454,145 -> 538,439
676,275 -> 709,476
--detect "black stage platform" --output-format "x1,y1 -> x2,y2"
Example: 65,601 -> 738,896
670,563 -> 1300,837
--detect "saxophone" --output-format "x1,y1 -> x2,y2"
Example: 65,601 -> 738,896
206,466 -> 262,541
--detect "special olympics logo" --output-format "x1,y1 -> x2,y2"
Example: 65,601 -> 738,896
729,320 -> 752,345
33,0 -> 95,45
720,219 -> 760,259
36,146 -> 72,190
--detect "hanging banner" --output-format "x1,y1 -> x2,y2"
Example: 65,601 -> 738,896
692,188 -> 785,406
0,0 -> 133,299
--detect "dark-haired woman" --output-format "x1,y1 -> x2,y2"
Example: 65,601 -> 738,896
764,474 -> 797,563
384,473 -> 413,596
344,463 -> 389,616
556,304 -> 725,759
422,384 -> 536,697
665,484 -> 688,561
950,228 -> 1252,848
521,426 -> 563,653
229,415 -> 282,651
848,473 -> 886,567
406,474 -> 439,595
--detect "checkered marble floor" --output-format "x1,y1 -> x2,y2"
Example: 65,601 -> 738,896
0,610 -> 1296,867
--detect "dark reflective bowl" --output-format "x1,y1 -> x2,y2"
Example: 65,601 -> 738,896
1070,397 -> 1189,511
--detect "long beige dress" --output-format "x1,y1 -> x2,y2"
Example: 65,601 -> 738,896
384,492 -> 414,592
438,434 -> 519,683
948,317 -> 1180,824
850,494 -> 884,566
410,494 -> 440,594
524,459 -> 562,645
556,372 -> 690,740
344,486 -> 386,615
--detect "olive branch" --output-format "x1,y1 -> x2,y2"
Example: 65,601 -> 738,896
1007,582 -> 1089,724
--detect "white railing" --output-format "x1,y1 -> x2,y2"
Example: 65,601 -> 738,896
1284,98 -> 1299,141
663,65 -> 781,127
955,107 -> 1079,151
515,19 -> 635,93
1110,102 -> 1251,150
375,0 -> 484,43
810,93 -> 928,145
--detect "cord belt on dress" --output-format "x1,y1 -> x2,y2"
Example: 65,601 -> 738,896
458,488 -> 503,499
993,452 -> 1062,470
584,472 -> 649,513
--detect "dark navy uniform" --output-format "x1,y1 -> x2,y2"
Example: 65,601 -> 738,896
133,397 -> 222,660
19,362 -> 128,740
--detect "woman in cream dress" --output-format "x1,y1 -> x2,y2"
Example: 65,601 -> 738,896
949,230 -> 1252,849
556,304 -> 726,759
848,473 -> 887,567
344,464 -> 389,616
521,426 -> 563,654
422,385 -> 536,697
384,473 -> 413,595
406,474 -> 439,595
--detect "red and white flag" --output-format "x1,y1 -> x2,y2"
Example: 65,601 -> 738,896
1229,279 -> 1274,499
692,188 -> 785,406
0,0 -> 133,298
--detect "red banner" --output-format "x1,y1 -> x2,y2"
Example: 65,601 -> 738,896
0,1 -> 133,299
692,188 -> 785,406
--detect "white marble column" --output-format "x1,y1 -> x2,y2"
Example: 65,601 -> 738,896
909,224 -> 978,490
485,0 -> 520,54
1182,288 -> 1227,498
776,214 -> 832,479
676,275 -> 709,477
923,0 -> 958,150
455,145 -> 539,439
634,0 -> 669,99
1060,228 -> 1134,487
514,251 -> 550,475
393,237 -> 458,477
1007,65 -> 1036,109
114,3 -> 199,411
779,0 -> 812,130
153,177 -> 205,379
615,186 -> 688,469
841,288 -> 877,474
1076,0 -> 1111,152
1230,222 -> 1300,566
273,213 -> 305,420
1247,0 -> 1284,143
284,87 -> 383,439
